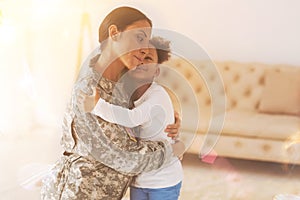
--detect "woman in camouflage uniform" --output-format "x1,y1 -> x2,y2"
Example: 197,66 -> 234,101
41,6 -> 180,200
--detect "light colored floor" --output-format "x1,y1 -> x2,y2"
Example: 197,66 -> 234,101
179,154 -> 300,200
1,128 -> 300,200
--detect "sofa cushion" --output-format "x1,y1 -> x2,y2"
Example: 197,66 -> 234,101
219,110 -> 300,140
258,67 -> 300,116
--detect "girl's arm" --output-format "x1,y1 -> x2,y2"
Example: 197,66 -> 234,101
92,97 -> 155,128
82,89 -> 181,137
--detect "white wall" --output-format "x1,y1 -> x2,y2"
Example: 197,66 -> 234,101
97,0 -> 300,66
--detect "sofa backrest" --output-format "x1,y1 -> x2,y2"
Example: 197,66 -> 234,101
156,57 -> 298,131
158,58 -> 270,111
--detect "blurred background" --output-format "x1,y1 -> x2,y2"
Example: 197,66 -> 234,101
0,0 -> 300,199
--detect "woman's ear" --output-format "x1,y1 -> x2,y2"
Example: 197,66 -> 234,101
108,25 -> 119,41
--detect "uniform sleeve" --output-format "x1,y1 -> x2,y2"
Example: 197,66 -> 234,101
71,74 -> 173,175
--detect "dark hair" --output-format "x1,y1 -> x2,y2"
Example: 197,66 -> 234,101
149,36 -> 171,64
98,6 -> 152,50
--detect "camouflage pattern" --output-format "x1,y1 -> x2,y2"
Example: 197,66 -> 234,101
41,54 -> 173,200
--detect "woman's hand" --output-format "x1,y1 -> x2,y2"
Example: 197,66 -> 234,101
165,111 -> 181,140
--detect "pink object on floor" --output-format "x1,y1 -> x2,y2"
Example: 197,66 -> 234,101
201,150 -> 218,164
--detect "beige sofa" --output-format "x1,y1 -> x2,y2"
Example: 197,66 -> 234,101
157,58 -> 300,164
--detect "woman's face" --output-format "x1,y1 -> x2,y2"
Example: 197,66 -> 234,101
113,20 -> 152,70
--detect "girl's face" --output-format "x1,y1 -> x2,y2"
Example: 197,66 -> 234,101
127,45 -> 160,81
112,20 -> 152,70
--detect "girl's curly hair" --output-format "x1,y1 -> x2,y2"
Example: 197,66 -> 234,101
149,36 -> 171,64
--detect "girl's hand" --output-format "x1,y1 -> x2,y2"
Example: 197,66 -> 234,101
165,112 -> 181,140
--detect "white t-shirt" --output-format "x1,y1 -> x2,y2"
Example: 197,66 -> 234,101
92,82 -> 183,188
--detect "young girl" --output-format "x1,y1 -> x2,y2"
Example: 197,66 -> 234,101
87,37 -> 184,200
